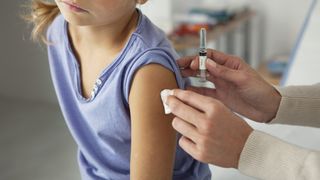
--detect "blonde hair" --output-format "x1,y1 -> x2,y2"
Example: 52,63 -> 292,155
24,0 -> 60,43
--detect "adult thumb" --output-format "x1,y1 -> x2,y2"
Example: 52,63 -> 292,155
206,59 -> 242,83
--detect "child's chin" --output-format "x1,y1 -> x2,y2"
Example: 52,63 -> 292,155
61,13 -> 93,26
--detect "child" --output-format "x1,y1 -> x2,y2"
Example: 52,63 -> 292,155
26,0 -> 211,179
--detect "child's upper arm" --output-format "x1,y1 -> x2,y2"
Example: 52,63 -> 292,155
128,63 -> 178,180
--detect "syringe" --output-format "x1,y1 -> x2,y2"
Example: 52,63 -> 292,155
198,28 -> 208,82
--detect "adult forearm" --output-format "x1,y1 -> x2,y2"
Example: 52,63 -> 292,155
270,84 -> 320,128
239,130 -> 320,180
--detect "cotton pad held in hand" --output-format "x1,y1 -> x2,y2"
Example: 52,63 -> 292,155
160,89 -> 173,114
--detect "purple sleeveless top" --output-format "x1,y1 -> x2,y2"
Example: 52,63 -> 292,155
46,10 -> 211,180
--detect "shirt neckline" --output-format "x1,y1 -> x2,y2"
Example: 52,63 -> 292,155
62,9 -> 144,103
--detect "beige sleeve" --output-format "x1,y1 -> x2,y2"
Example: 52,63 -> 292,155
270,83 -> 320,128
239,130 -> 320,180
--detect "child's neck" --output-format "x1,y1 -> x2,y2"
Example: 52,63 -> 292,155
69,10 -> 139,56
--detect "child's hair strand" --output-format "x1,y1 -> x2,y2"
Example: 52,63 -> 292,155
23,0 -> 60,43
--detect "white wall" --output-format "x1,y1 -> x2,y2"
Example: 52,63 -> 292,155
140,0 -> 174,32
249,0 -> 313,60
0,0 -> 57,103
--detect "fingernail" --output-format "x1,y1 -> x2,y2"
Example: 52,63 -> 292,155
172,119 -> 177,128
160,89 -> 174,114
207,59 -> 217,68
190,60 -> 196,67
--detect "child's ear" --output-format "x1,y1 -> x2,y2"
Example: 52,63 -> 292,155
136,0 -> 147,5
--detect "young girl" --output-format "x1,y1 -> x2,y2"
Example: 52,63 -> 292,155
27,0 -> 211,179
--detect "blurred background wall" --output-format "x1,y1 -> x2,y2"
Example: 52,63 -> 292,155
0,0 -> 57,104
251,0 -> 312,60
1,1 -> 78,179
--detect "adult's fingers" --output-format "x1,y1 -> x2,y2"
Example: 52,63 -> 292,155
172,89 -> 213,113
166,94 -> 204,127
187,86 -> 218,99
178,136 -> 198,160
181,68 -> 197,78
206,59 -> 244,83
190,57 -> 199,70
172,117 -> 199,143
207,49 -> 233,65
177,56 -> 199,70
177,56 -> 196,69
178,49 -> 241,70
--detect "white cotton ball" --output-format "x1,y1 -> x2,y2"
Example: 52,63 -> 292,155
160,89 -> 174,114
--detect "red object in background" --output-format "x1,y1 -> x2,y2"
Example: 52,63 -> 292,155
172,24 -> 210,36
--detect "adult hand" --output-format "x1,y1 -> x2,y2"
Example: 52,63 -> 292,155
166,89 -> 253,168
178,49 -> 281,123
